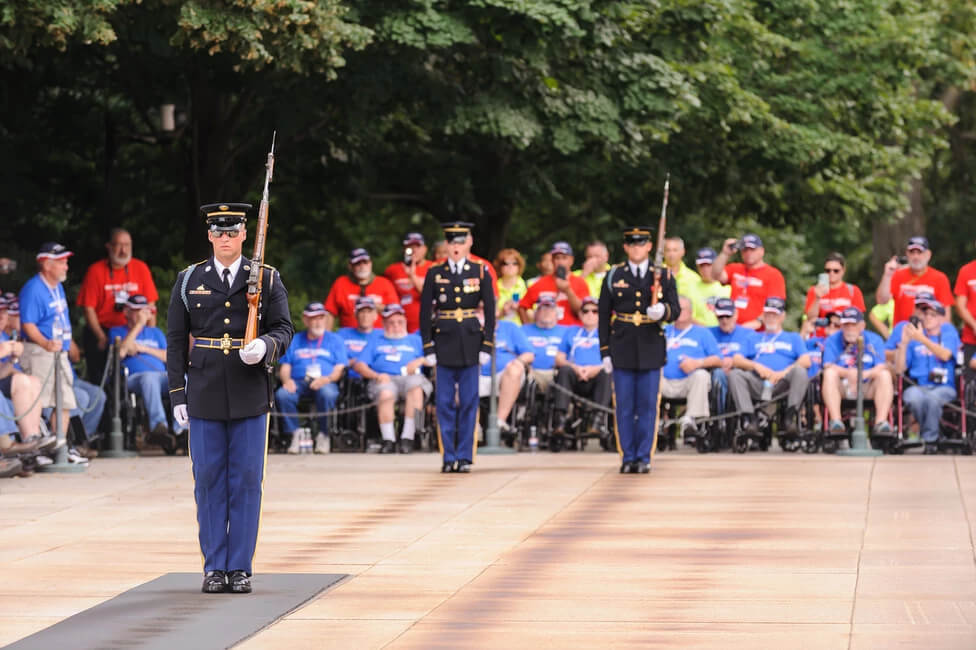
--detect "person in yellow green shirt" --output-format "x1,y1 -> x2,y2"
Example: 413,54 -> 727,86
573,240 -> 611,299
493,248 -> 528,324
690,247 -> 732,326
868,299 -> 893,340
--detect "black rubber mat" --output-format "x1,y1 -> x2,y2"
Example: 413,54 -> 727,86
4,572 -> 346,650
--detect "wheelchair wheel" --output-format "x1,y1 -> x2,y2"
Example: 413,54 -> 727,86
822,438 -> 838,454
780,437 -> 801,453
800,435 -> 822,454
696,432 -> 713,454
732,434 -> 750,454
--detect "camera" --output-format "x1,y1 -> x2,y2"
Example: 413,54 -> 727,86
896,255 -> 908,265
909,315 -> 921,328
403,247 -> 413,266
554,266 -> 568,280
729,240 -> 741,253
929,367 -> 948,385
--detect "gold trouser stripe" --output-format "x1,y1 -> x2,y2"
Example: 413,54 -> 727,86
434,377 -> 445,457
187,420 -> 205,573
611,377 -> 623,457
250,413 -> 271,571
650,369 -> 663,460
471,396 -> 479,462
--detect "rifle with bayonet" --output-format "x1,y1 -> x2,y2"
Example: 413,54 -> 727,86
651,173 -> 670,305
244,133 -> 275,344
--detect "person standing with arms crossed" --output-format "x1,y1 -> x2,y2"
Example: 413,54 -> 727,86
599,226 -> 679,474
167,203 -> 293,594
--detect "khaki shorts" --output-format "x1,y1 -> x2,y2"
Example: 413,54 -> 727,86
530,368 -> 556,392
368,373 -> 432,400
20,343 -> 77,409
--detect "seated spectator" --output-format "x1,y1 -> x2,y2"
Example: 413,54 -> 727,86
728,297 -> 811,435
711,234 -> 786,330
383,232 -> 432,333
708,298 -> 759,413
869,299 -> 894,340
552,297 -> 610,436
805,312 -> 842,379
353,304 -> 432,454
954,242 -> 976,381
336,297 -> 379,380
804,252 -> 866,336
519,242 -> 589,326
661,295 -> 721,438
324,248 -> 398,330
520,296 -> 567,393
692,247 -> 731,327
876,236 -> 953,325
0,298 -> 52,455
275,302 -> 347,454
494,248 -> 527,324
108,294 -> 182,452
884,291 -> 935,363
894,299 -> 959,453
527,251 -> 553,287
479,315 -> 534,433
822,307 -> 893,436
574,240 -> 611,300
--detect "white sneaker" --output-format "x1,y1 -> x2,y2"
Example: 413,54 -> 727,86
34,455 -> 53,466
66,447 -> 90,464
287,433 -> 301,454
314,433 -> 329,454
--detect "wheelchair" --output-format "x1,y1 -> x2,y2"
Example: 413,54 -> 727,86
658,377 -> 733,454
271,372 -> 368,453
927,371 -> 975,455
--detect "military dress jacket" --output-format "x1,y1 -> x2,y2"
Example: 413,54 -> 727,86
598,263 -> 679,371
166,256 -> 294,420
419,259 -> 495,368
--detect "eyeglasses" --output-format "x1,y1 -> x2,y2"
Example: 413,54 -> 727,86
501,260 -> 519,266
824,267 -> 843,274
581,308 -> 598,314
212,230 -> 241,239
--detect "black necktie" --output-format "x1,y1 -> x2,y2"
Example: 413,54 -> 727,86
222,268 -> 231,291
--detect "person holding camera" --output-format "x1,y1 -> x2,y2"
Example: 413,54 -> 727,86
804,252 -> 865,337
76,228 -> 158,384
710,234 -> 785,331
383,232 -> 432,333
518,241 -> 590,326
876,236 -> 953,326
894,299 -> 959,453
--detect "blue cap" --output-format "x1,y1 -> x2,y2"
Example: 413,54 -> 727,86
354,296 -> 378,312
124,294 -> 149,309
714,297 -> 735,317
303,301 -> 327,317
839,307 -> 863,324
550,241 -> 573,256
763,296 -> 786,314
349,248 -> 370,264
36,242 -> 73,260
536,295 -> 558,308
382,303 -> 405,318
695,247 -> 717,265
403,232 -> 425,245
741,234 -> 763,249
914,290 -> 936,307
906,236 -> 929,252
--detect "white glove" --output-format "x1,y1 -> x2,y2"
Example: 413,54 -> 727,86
479,352 -> 491,366
646,303 -> 666,322
239,338 -> 267,365
424,353 -> 437,366
173,404 -> 189,428
602,356 -> 613,374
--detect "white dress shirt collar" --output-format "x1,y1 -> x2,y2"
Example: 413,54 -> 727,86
213,255 -> 243,286
630,259 -> 649,278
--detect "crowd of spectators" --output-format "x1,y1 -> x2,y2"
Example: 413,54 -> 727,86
3,228 -> 976,476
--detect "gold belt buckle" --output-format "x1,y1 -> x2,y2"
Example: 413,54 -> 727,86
456,310 -> 463,322
220,334 -> 232,355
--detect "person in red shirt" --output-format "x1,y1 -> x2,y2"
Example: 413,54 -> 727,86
710,233 -> 786,330
954,240 -> 976,377
804,251 -> 865,336
876,236 -> 953,325
76,228 -> 159,382
518,241 -> 590,326
383,232 -> 433,333
324,248 -> 398,330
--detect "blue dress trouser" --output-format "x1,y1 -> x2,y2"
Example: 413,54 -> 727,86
274,382 -> 339,434
435,365 -> 479,464
612,368 -> 661,464
189,414 -> 269,574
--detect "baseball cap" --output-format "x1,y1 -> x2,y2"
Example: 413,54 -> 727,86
550,241 -> 573,256
303,301 -> 327,317
695,247 -> 717,265
349,248 -> 371,265
6,299 -> 19,316
581,296 -> 598,308
403,232 -> 425,246
762,296 -> 786,314
36,242 -> 73,261
906,236 -> 929,252
536,295 -> 558,308
713,297 -> 735,317
913,290 -> 936,307
382,303 -> 405,318
354,296 -> 378,312
921,299 -> 946,315
125,294 -> 149,309
741,234 -> 763,249
839,307 -> 864,324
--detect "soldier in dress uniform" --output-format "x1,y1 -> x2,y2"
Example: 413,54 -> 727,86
420,221 -> 495,473
598,226 -> 679,474
166,203 -> 293,594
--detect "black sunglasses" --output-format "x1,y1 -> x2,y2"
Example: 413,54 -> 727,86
824,267 -> 843,274
581,308 -> 598,314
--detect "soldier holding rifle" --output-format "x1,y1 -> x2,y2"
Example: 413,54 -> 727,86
167,140 -> 293,594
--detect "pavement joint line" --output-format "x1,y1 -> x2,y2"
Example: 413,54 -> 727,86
952,457 -> 976,568
380,465 -> 614,649
847,457 -> 876,650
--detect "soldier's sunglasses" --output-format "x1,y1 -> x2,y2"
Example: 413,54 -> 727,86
212,230 -> 241,239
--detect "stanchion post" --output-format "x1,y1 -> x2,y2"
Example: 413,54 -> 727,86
102,338 -> 137,458
480,342 -> 514,454
838,335 -> 882,457
39,345 -> 87,472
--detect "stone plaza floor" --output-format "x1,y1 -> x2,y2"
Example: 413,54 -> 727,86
1,447 -> 975,648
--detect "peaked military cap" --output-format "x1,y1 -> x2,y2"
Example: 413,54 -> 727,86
442,221 -> 474,244
200,203 -> 252,231
622,226 -> 653,244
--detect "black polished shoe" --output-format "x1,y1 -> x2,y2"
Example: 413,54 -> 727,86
379,440 -> 395,454
456,460 -> 472,473
226,570 -> 252,594
442,461 -> 456,473
635,461 -> 650,474
782,407 -> 799,436
620,461 -> 635,474
398,438 -> 413,454
201,570 -> 226,594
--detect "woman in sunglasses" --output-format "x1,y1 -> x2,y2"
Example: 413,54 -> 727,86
804,252 -> 865,336
493,248 -> 527,324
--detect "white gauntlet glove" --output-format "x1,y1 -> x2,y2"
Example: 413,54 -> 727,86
602,357 -> 613,374
479,352 -> 491,366
646,303 -> 666,322
173,404 -> 189,428
424,353 -> 437,366
239,338 -> 267,365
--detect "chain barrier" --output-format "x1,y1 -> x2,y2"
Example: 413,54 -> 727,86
73,342 -> 115,415
271,398 -> 379,419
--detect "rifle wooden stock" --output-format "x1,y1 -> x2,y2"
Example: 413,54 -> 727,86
244,134 -> 275,344
651,174 -> 670,306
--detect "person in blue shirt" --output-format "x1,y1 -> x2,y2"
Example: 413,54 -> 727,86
107,294 -> 181,453
660,296 -> 722,437
822,307 -> 893,437
479,316 -> 533,433
709,298 -> 758,414
884,291 -> 934,363
894,299 -> 960,452
552,296 -> 609,436
276,302 -> 348,454
520,296 -> 567,394
336,296 -> 379,381
728,297 -> 811,436
353,304 -> 432,454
